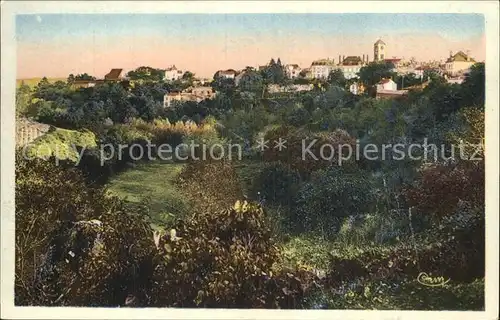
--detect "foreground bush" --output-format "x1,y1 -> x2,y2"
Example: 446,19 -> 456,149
262,126 -> 356,176
250,162 -> 301,205
404,160 -> 484,219
326,204 -> 484,286
292,167 -> 376,235
151,201 -> 318,308
177,160 -> 244,213
15,155 -> 156,306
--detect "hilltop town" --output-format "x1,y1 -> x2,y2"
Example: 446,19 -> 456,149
30,39 -> 479,111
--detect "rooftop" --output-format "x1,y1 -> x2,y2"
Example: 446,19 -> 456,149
104,68 -> 123,80
311,59 -> 335,66
446,51 -> 476,63
341,56 -> 363,66
378,78 -> 394,84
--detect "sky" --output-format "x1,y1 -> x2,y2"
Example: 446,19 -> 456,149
16,13 -> 485,79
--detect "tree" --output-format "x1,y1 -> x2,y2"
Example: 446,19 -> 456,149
293,166 -> 376,235
67,74 -> 75,84
211,75 -> 236,95
74,73 -> 96,81
327,69 -> 347,88
358,62 -> 396,87
238,70 -> 264,94
182,71 -> 195,81
460,63 -> 485,109
395,73 -> 420,90
16,82 -> 32,116
261,58 -> 286,85
126,66 -> 165,81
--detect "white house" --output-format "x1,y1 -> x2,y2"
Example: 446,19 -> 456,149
310,59 -> 336,79
414,66 -> 425,79
190,86 -> 216,99
444,51 -> 476,76
285,64 -> 302,79
164,92 -> 204,108
267,84 -> 314,94
217,69 -> 237,79
375,78 -> 408,99
376,78 -> 398,92
337,56 -> 364,79
163,86 -> 216,108
164,65 -> 184,81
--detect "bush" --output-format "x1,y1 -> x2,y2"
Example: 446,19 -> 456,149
177,160 -> 244,213
325,204 -> 484,287
15,154 -> 156,306
262,126 -> 356,177
251,162 -> 301,205
404,160 -> 484,219
151,201 -> 317,308
315,278 -> 484,310
292,167 -> 376,235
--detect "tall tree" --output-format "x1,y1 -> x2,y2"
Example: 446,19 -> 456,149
327,69 -> 347,88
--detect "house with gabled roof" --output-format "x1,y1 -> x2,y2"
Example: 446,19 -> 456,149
284,64 -> 302,79
375,78 -> 408,99
444,50 -> 476,76
310,58 -> 336,79
164,65 -> 184,81
217,69 -> 238,79
337,56 -> 364,79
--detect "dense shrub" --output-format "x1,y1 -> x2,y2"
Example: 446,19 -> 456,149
292,167 -> 376,235
15,155 -> 156,306
262,126 -> 356,176
177,160 -> 244,213
151,201 -> 317,308
326,204 -> 484,286
312,278 -> 484,310
404,160 -> 484,219
251,162 -> 301,205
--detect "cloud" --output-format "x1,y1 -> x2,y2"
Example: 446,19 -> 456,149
35,15 -> 42,23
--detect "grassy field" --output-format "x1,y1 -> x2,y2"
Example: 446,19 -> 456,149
17,77 -> 66,88
107,161 -> 189,229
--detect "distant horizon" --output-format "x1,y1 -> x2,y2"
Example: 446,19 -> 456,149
16,13 -> 485,79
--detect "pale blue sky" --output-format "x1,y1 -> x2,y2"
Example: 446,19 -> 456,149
16,13 -> 485,43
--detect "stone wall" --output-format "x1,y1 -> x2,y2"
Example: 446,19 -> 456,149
16,118 -> 51,147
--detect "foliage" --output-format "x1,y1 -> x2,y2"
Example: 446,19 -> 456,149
212,74 -> 236,95
262,126 -> 357,176
177,160 -> 244,213
15,155 -> 156,306
327,69 -> 347,88
126,66 -> 165,81
358,62 -> 396,88
67,73 -> 96,83
261,58 -> 287,85
404,160 -> 484,219
16,82 -> 33,116
151,201 -> 317,308
293,167 -> 376,235
239,70 -> 265,94
250,162 -> 301,205
460,63 -> 485,108
24,127 -> 97,162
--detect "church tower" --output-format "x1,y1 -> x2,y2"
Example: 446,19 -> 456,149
374,39 -> 386,62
